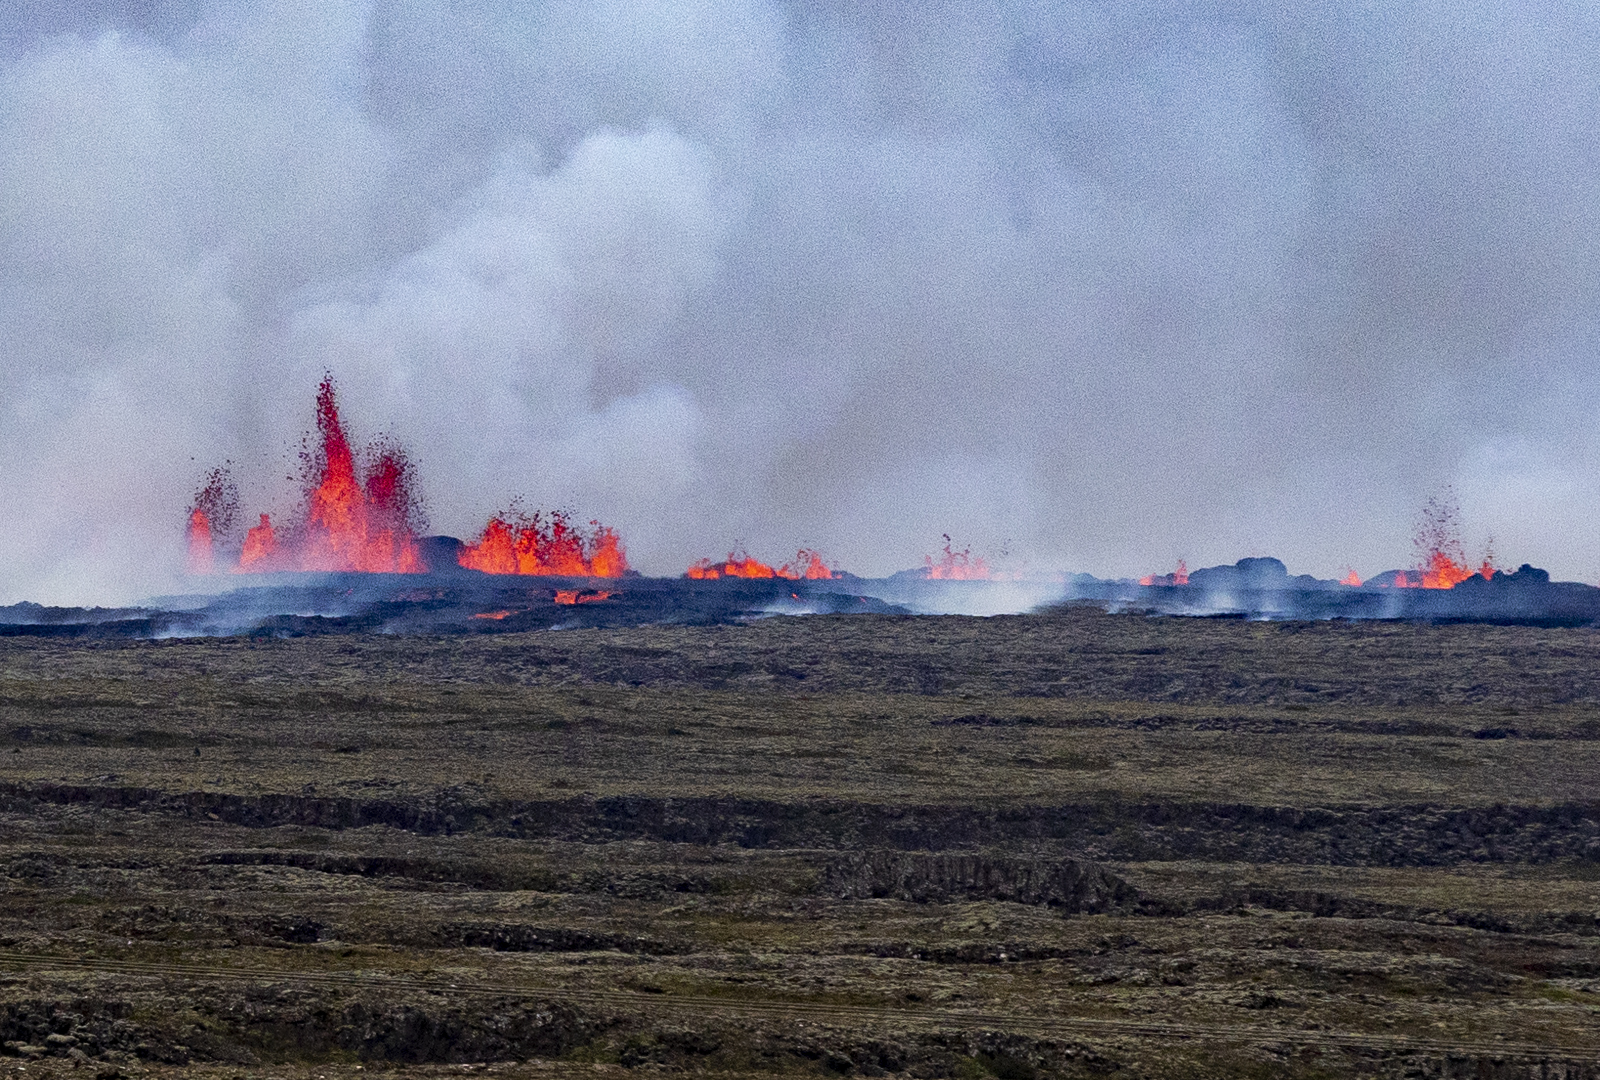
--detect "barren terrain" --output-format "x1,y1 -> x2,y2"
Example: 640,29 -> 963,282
4,609 -> 1600,1078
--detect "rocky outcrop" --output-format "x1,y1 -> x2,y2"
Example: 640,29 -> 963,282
824,850 -> 1137,911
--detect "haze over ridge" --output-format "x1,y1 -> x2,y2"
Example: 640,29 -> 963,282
4,0 -> 1599,603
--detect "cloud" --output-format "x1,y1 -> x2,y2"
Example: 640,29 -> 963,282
4,0 -> 1600,602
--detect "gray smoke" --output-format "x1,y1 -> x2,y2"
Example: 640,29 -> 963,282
5,0 -> 1600,604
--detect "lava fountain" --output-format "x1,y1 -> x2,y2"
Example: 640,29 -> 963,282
458,511 -> 628,577
1391,491 -> 1495,589
186,377 -> 628,577
219,377 -> 426,573
1140,559 -> 1190,587
923,536 -> 990,580
685,549 -> 835,580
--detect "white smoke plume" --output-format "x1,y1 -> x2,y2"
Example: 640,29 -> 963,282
5,0 -> 1600,604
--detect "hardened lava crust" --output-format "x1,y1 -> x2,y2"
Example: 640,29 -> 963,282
8,555 -> 1600,641
3,609 -> 1600,1078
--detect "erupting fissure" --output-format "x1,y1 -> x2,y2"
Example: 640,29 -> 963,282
686,549 -> 836,580
1390,492 -> 1496,589
203,377 -> 427,574
1140,559 -> 1189,587
186,396 -> 1517,589
186,377 -> 627,577
458,512 -> 628,577
923,536 -> 990,580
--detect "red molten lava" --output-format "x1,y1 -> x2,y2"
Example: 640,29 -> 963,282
924,536 -> 990,580
782,550 -> 836,579
188,379 -> 631,579
685,549 -> 836,580
688,553 -> 775,579
1340,569 -> 1362,587
1392,490 -> 1497,589
1396,550 -> 1478,590
185,466 -> 239,575
554,589 -> 615,605
1140,559 -> 1189,587
190,378 -> 425,574
187,509 -> 213,574
458,511 -> 628,577
290,379 -> 424,573
240,514 -> 277,568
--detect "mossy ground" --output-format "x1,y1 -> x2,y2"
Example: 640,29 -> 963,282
3,611 -> 1600,1077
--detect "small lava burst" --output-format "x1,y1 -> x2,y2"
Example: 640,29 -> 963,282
923,535 -> 989,580
1140,559 -> 1189,587
185,467 -> 239,575
554,589 -> 615,605
1392,490 -> 1497,589
686,549 -> 835,580
459,511 -> 628,577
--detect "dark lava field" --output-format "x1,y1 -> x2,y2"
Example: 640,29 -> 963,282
4,610 -> 1600,1079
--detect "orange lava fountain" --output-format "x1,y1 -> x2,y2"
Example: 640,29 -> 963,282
186,378 -> 426,574
186,378 -> 631,578
238,378 -> 424,573
1396,550 -> 1482,590
458,511 -> 628,577
924,536 -> 990,580
1140,559 -> 1189,587
1392,491 -> 1496,589
686,549 -> 836,580
184,467 -> 238,575
240,514 -> 277,567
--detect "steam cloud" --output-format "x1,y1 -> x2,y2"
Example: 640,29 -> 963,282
5,1 -> 1600,603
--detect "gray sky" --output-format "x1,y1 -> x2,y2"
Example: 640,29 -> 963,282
5,0 -> 1600,603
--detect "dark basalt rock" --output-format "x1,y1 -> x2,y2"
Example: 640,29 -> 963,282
1187,556 -> 1290,592
4,553 -> 1599,639
824,850 -> 1137,911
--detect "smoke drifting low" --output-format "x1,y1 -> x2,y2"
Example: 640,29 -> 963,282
5,1 -> 1600,603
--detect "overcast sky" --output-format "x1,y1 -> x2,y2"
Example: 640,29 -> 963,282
4,0 -> 1600,603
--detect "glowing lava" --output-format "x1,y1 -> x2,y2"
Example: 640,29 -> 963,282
783,550 -> 836,580
189,378 -> 425,574
1391,491 -> 1496,589
1396,550 -> 1478,590
1340,569 -> 1362,587
924,536 -> 990,580
248,379 -> 424,572
688,554 -> 776,579
186,510 -> 213,575
685,549 -> 836,580
554,589 -> 615,605
187,378 -> 630,578
457,512 -> 628,577
1140,559 -> 1189,587
240,514 -> 277,568
185,467 -> 238,575
293,380 -> 423,573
